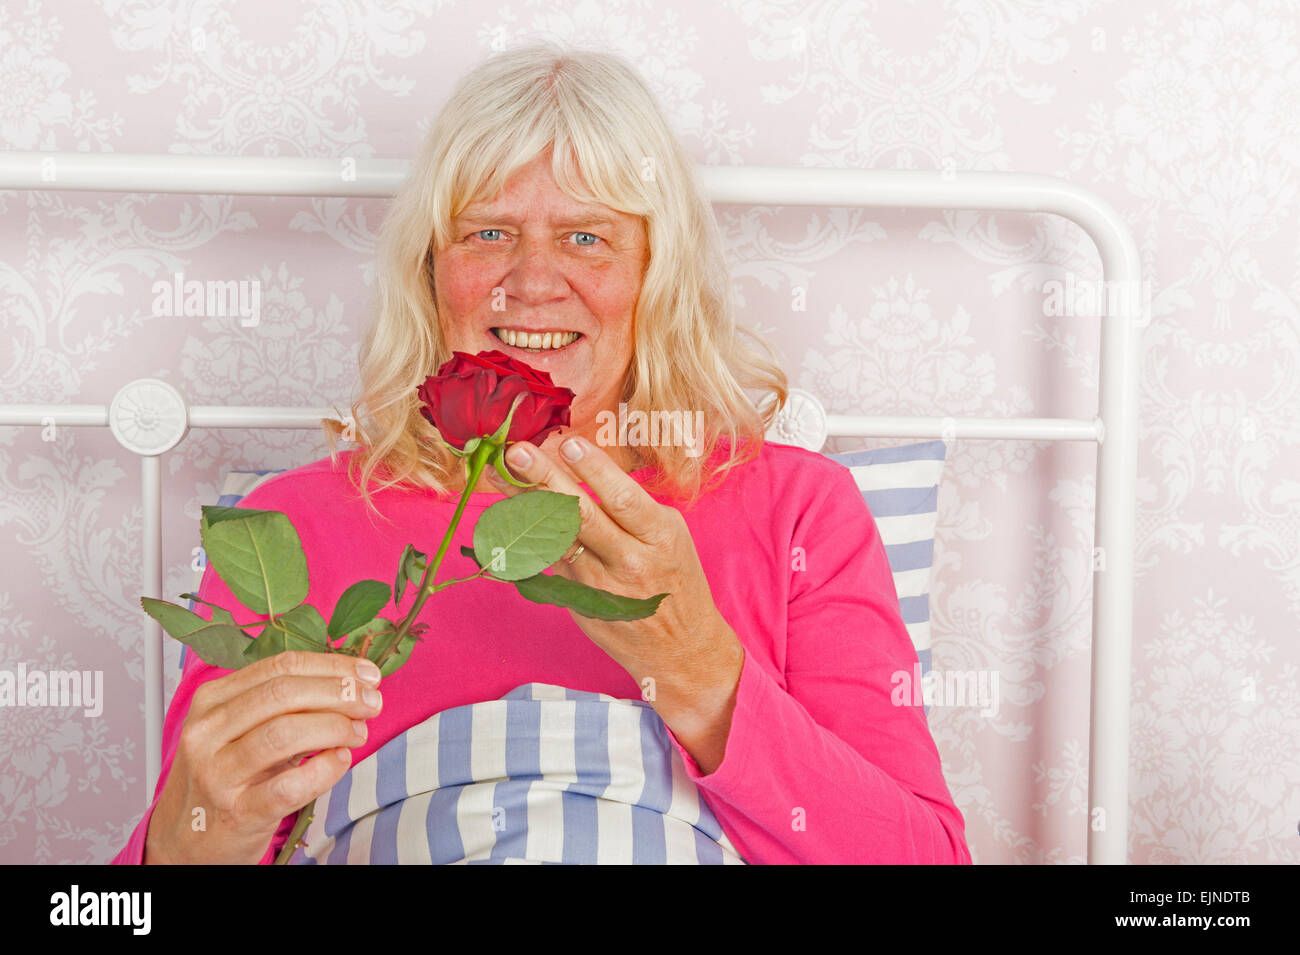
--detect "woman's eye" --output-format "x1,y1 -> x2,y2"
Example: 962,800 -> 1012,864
471,229 -> 600,246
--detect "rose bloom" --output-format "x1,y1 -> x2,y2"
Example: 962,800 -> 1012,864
416,350 -> 575,450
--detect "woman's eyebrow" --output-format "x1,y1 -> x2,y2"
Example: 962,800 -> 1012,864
457,212 -> 620,230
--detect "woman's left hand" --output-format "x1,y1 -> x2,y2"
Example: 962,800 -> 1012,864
489,434 -> 744,774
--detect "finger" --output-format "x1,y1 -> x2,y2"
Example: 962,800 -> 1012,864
242,746 -> 355,829
503,441 -> 629,563
203,669 -> 383,747
216,711 -> 369,788
192,650 -> 382,714
483,444 -> 575,499
552,435 -> 664,542
484,471 -> 522,497
245,749 -> 317,788
483,461 -> 525,497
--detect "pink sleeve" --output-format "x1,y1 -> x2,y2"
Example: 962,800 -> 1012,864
111,560 -> 298,865
665,465 -> 972,864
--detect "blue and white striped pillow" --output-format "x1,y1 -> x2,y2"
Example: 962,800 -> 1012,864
291,682 -> 746,864
825,440 -> 947,679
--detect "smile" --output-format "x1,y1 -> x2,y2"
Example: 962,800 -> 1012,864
491,327 -> 583,351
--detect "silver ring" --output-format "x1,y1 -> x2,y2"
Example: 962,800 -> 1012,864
564,543 -> 586,564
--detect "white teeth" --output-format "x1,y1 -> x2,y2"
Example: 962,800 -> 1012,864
492,328 -> 580,350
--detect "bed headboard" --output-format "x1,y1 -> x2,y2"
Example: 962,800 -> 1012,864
0,152 -> 1142,864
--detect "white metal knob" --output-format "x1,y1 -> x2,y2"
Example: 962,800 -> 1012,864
108,378 -> 189,455
765,387 -> 828,451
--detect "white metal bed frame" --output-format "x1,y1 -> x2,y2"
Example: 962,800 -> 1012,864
0,152 -> 1141,864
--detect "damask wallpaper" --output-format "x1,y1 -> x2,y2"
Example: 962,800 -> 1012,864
0,0 -> 1295,864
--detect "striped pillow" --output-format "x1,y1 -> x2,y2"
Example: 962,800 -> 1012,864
825,440 -> 947,680
290,682 -> 746,864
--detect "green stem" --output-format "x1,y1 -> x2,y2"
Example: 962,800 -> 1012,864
275,445 -> 501,862
377,441 -> 495,667
275,428 -> 513,862
428,569 -> 490,590
273,796 -> 315,865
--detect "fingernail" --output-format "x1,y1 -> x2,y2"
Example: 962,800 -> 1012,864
362,686 -> 382,709
355,659 -> 381,685
561,437 -> 584,461
507,444 -> 532,468
351,719 -> 367,740
335,748 -> 352,763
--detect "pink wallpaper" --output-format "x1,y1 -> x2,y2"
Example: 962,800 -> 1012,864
0,0 -> 1296,864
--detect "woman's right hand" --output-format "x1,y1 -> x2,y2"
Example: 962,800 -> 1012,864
143,651 -> 384,864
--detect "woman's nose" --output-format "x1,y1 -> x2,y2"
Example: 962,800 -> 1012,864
505,236 -> 570,303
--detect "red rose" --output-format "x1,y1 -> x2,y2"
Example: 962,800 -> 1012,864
417,350 -> 575,450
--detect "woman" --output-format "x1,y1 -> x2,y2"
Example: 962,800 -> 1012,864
114,42 -> 970,865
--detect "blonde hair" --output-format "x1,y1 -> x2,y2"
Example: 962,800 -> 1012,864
324,41 -> 788,514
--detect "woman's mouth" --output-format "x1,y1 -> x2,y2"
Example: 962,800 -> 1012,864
490,327 -> 583,353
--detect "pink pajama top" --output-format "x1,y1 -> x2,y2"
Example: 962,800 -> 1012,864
112,440 -> 971,864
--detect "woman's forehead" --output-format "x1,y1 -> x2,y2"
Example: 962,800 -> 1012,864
457,151 -> 633,222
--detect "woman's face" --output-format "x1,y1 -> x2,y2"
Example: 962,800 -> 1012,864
432,149 -> 649,459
